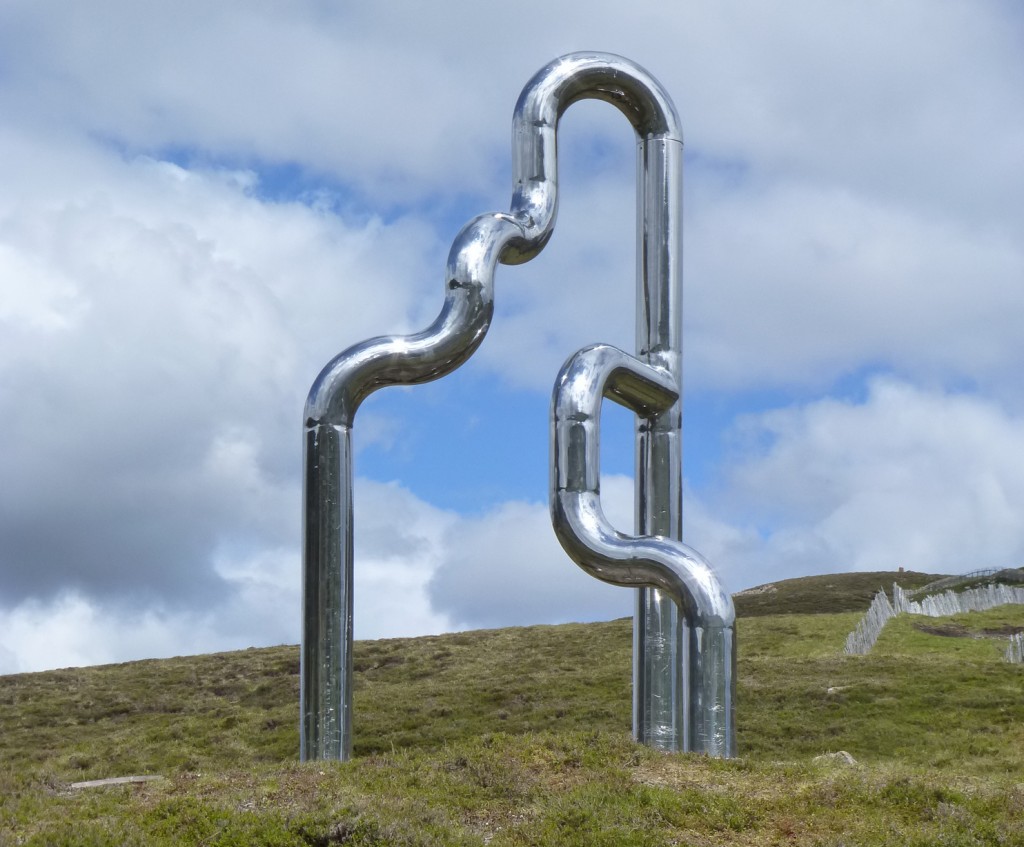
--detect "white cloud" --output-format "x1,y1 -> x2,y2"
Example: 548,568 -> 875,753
352,479 -> 458,639
2,2 -> 1019,402
428,474 -> 636,629
479,128 -> 638,390
0,130 -> 442,611
686,379 -> 1024,589
0,470 -> 633,673
1,1 -> 1022,673
5,0 -> 1018,216
0,594 -> 212,674
685,182 -> 1024,393
0,476 -> 458,674
0,3 -> 513,203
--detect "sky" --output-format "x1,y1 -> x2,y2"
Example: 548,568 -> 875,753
1,1 -> 1022,673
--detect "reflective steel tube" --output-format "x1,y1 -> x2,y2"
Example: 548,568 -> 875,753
302,213 -> 522,761
302,52 -> 735,761
551,346 -> 736,756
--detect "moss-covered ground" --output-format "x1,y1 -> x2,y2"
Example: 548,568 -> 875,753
1,572 -> 1022,845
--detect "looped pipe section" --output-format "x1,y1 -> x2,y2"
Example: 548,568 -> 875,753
551,345 -> 735,756
304,52 -> 683,428
301,52 -> 732,762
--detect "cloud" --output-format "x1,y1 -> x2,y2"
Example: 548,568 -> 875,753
0,594 -> 213,674
0,2 -> 517,204
28,364 -> 1024,675
685,182 -> 1024,393
686,379 -> 1024,589
352,479 -> 457,639
0,131 -> 443,611
1,1 -> 1022,674
478,134 -> 638,390
428,475 -> 636,629
2,3 -> 1019,402
474,161 -> 1024,401
5,0 -> 1018,215
0,541 -> 302,675
0,476 -> 457,674
0,467 -> 633,674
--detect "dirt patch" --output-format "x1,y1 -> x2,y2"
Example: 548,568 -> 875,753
980,624 -> 1024,637
913,622 -> 1024,639
913,622 -> 970,638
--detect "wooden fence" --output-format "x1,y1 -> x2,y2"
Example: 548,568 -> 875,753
844,582 -> 1024,661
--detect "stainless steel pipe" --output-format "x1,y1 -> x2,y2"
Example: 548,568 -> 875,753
551,346 -> 735,756
302,213 -> 521,761
302,52 -> 735,761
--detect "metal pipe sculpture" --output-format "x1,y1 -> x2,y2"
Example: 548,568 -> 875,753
551,346 -> 735,756
301,52 -> 735,761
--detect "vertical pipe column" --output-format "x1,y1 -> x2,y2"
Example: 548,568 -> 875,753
689,621 -> 736,757
301,422 -> 354,761
300,52 -> 735,762
633,133 -> 687,752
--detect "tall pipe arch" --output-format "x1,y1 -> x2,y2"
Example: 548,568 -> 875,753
301,52 -> 734,761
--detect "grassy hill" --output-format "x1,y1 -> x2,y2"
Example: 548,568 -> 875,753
1,572 -> 1022,845
732,569 -> 943,617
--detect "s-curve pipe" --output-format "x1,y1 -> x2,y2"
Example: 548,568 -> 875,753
301,52 -> 734,760
551,345 -> 735,756
302,211 -> 523,761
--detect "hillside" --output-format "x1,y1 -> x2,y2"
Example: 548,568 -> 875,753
732,569 -> 944,617
1,571 -> 1022,845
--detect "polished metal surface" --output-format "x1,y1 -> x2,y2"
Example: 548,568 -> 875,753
540,53 -> 735,756
551,345 -> 735,756
302,212 -> 522,761
302,52 -> 735,761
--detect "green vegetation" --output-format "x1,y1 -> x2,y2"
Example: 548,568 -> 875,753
2,572 -> 1023,845
874,606 -> 1024,662
732,569 -> 942,617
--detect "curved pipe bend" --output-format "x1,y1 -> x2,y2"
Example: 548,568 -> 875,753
303,52 -> 695,761
305,52 -> 681,425
506,52 -> 682,264
550,344 -> 735,630
305,212 -> 522,427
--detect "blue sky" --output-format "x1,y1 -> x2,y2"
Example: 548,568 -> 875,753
1,1 -> 1023,672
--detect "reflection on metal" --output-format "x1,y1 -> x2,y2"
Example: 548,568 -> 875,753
301,52 -> 735,761
543,59 -> 735,754
551,347 -> 735,755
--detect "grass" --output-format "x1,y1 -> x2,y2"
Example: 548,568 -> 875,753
874,606 -> 1024,661
1,572 -> 1023,845
732,570 -> 942,617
